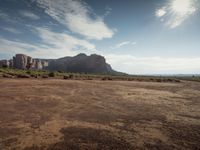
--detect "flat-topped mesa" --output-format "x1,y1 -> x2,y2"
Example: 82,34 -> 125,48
48,53 -> 115,74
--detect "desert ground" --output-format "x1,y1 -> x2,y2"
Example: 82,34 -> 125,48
0,79 -> 200,150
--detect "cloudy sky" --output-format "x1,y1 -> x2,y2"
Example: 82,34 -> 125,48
0,0 -> 200,74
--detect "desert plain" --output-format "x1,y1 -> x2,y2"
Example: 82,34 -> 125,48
0,79 -> 200,150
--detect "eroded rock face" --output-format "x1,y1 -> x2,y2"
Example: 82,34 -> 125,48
9,59 -> 13,68
13,54 -> 28,69
35,60 -> 43,70
1,53 -> 120,74
0,60 -> 9,67
11,54 -> 47,70
48,54 -> 115,74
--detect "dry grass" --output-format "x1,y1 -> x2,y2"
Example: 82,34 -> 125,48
0,79 -> 200,150
0,67 -> 183,82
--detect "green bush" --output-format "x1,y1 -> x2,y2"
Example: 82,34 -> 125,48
17,74 -> 30,78
69,74 -> 74,79
42,75 -> 49,78
26,71 -> 31,74
48,72 -> 56,77
156,79 -> 162,82
63,75 -> 69,79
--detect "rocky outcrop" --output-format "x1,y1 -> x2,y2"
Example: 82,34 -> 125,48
1,53 -> 124,75
12,54 -> 48,70
9,59 -> 13,68
13,54 -> 29,69
47,53 -> 116,74
0,60 -> 9,67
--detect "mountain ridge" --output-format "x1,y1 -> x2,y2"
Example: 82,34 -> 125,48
44,53 -> 124,75
0,53 -> 125,75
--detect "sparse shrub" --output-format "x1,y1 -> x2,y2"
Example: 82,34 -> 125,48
30,74 -> 38,78
174,79 -> 181,83
17,74 -> 30,78
3,74 -> 13,78
156,79 -> 162,82
2,65 -> 8,68
48,72 -> 56,77
136,78 -> 142,81
69,74 -> 74,79
26,71 -> 31,74
63,75 -> 69,80
101,76 -> 112,81
87,76 -> 93,80
7,72 -> 16,76
167,78 -> 173,82
101,77 -> 107,80
107,77 -> 112,80
150,78 -> 154,81
42,75 -> 49,78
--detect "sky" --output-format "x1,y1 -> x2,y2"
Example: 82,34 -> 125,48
0,0 -> 200,74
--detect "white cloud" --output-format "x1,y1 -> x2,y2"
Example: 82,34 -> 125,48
105,54 -> 200,74
2,27 -> 21,34
0,38 -> 42,57
0,12 -> 8,18
104,6 -> 112,17
35,27 -> 96,53
131,42 -> 137,45
36,0 -> 114,40
115,41 -> 130,48
20,11 -> 40,20
111,41 -> 136,49
0,11 -> 16,23
156,8 -> 166,17
0,27 -> 96,59
156,0 -> 198,28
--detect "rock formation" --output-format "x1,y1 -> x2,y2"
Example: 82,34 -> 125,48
0,53 -> 124,75
12,54 -> 48,70
13,54 -> 29,69
0,60 -> 9,67
47,53 -> 115,74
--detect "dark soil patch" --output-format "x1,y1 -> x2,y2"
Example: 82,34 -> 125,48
163,122 -> 200,150
24,127 -> 135,150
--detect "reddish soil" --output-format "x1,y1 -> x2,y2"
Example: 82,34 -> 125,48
0,79 -> 200,150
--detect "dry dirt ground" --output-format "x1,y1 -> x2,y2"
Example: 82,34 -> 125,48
0,79 -> 200,150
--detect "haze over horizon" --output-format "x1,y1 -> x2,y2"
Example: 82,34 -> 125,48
0,0 -> 200,74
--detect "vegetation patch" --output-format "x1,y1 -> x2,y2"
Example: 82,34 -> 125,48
3,67 -> 199,83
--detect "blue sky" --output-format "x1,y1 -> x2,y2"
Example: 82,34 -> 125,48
0,0 -> 200,74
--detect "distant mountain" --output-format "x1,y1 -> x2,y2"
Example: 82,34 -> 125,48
1,53 -> 125,75
44,53 -> 124,75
